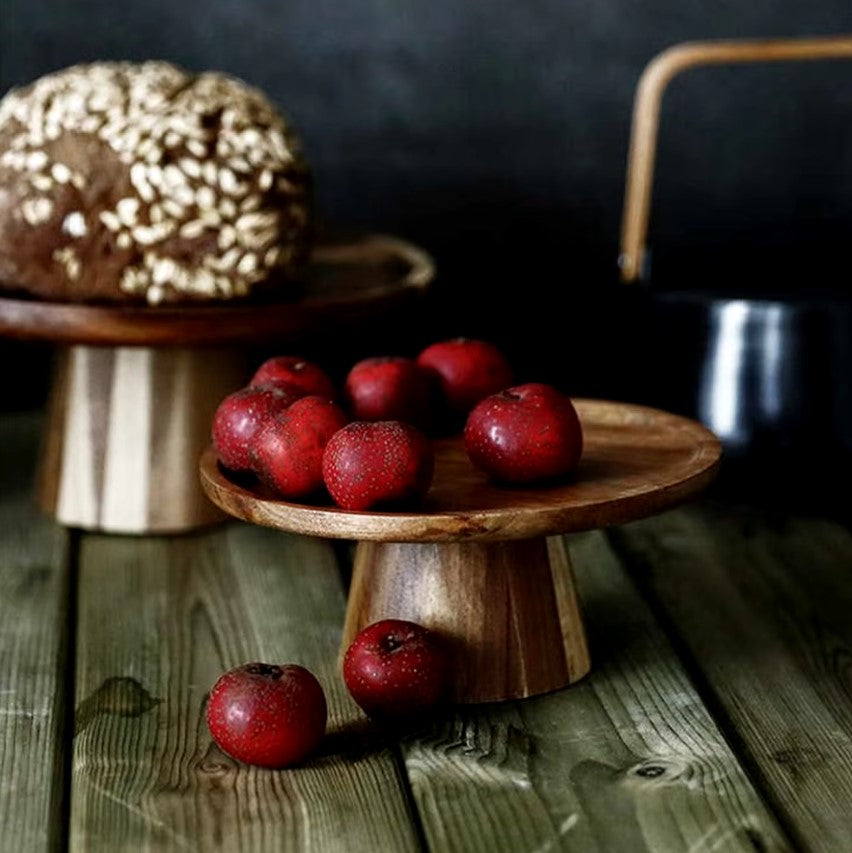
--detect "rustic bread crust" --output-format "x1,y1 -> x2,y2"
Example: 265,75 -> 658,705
0,61 -> 311,305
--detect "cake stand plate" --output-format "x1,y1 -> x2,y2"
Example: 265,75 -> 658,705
0,234 -> 433,533
199,399 -> 722,703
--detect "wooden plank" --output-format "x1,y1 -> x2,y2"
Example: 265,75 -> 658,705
70,523 -> 421,852
0,412 -> 72,852
400,530 -> 791,853
610,503 -> 852,852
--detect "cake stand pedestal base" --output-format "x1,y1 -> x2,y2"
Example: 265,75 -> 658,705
38,344 -> 247,533
342,536 -> 591,704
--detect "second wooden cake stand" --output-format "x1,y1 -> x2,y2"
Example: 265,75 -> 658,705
0,233 -> 434,533
199,399 -> 722,704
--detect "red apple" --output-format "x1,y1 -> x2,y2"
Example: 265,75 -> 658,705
250,356 -> 337,399
322,420 -> 434,511
206,662 -> 327,768
464,382 -> 583,484
253,396 -> 350,500
417,337 -> 513,416
343,619 -> 450,717
212,384 -> 304,472
343,356 -> 439,431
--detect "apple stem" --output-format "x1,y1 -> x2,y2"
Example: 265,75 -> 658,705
380,636 -> 403,653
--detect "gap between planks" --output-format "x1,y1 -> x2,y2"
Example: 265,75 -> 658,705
0,412 -> 74,853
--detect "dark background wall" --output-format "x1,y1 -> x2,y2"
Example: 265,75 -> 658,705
2,1 -> 852,411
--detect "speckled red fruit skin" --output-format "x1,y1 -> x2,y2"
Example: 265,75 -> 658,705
250,356 -> 337,399
343,619 -> 450,717
322,421 -> 434,511
212,385 -> 304,471
464,383 -> 583,484
252,396 -> 350,500
206,662 -> 327,768
343,356 -> 439,431
417,338 -> 513,415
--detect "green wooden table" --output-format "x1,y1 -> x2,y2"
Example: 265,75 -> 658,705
3,410 -> 852,852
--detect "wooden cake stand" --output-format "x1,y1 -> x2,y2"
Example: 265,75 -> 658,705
0,234 -> 434,534
199,399 -> 722,704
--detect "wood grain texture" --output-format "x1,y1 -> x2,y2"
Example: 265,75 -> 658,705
39,345 -> 245,533
200,399 -> 722,543
0,233 -> 434,346
0,413 -> 72,852
610,504 -> 852,851
342,537 -> 590,703
70,523 -> 420,852
398,529 -> 791,853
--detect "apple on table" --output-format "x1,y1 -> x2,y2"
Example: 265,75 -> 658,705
464,382 -> 583,484
417,337 -> 513,418
253,395 -> 350,500
344,355 -> 439,432
250,355 -> 337,400
212,384 -> 304,472
343,619 -> 451,718
322,420 -> 435,511
206,662 -> 328,768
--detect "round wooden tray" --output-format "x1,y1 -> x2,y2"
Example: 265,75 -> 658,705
200,399 -> 721,541
199,399 -> 722,704
0,233 -> 433,346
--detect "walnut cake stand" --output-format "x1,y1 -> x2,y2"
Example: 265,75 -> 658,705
199,399 -> 722,704
0,234 -> 434,533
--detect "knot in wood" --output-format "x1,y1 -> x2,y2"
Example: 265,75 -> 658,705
629,758 -> 686,782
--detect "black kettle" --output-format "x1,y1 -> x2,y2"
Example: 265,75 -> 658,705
617,35 -> 852,509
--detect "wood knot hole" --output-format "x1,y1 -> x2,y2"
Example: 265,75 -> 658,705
635,764 -> 666,778
629,758 -> 685,783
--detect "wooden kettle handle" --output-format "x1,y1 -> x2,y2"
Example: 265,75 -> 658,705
619,35 -> 852,283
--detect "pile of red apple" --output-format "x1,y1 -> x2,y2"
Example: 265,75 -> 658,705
211,337 -> 584,510
206,338 -> 585,770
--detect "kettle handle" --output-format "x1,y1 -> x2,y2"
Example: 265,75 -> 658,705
619,35 -> 852,283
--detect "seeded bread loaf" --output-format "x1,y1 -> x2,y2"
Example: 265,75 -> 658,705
0,61 -> 311,305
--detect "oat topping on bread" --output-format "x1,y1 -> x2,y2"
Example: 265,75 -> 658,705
0,61 -> 311,304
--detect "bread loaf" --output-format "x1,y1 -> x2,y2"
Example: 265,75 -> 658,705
0,61 -> 311,304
